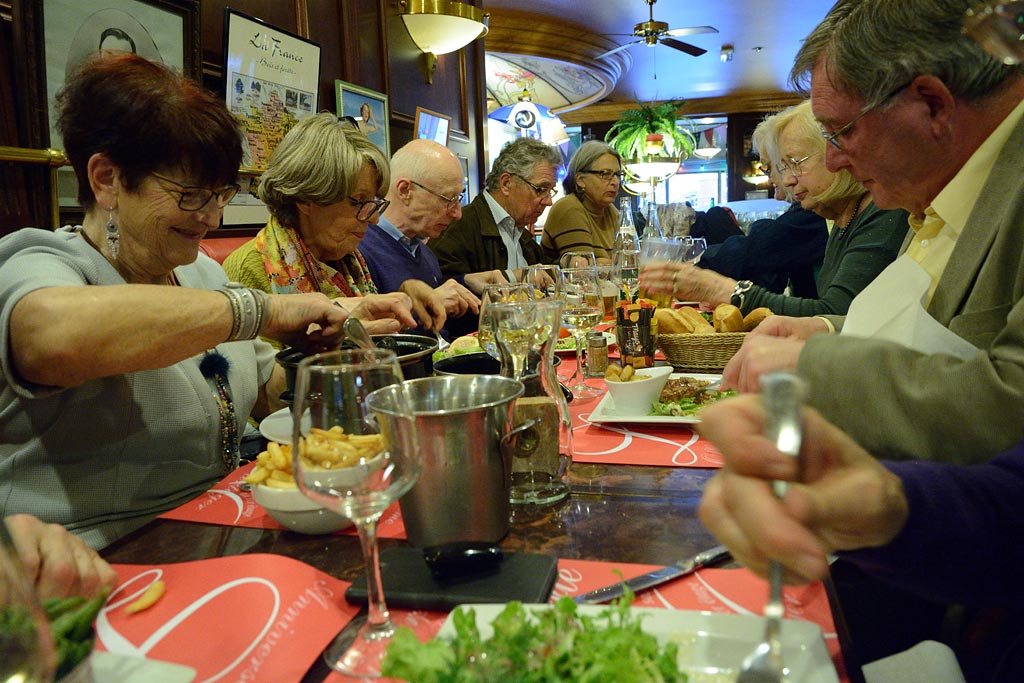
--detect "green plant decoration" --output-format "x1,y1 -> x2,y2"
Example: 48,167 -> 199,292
605,99 -> 696,161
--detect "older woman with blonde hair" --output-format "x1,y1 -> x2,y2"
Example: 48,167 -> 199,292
641,100 -> 908,317
224,113 -> 436,332
540,140 -> 622,264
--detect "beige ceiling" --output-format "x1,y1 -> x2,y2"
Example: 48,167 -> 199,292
481,0 -> 837,122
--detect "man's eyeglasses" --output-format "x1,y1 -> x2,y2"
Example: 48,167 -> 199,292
819,81 -> 912,151
511,173 -> 558,198
775,153 -> 818,178
347,196 -> 390,221
582,169 -> 625,182
150,172 -> 240,211
409,179 -> 464,209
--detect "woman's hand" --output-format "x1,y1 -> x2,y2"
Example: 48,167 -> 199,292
5,514 -> 118,601
639,262 -> 734,306
697,396 -> 909,584
350,292 -> 417,333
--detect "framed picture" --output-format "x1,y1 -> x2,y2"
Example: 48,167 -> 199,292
12,0 -> 200,210
414,107 -> 452,147
336,80 -> 390,154
223,9 -> 321,172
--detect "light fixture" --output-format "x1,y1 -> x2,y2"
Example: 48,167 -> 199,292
693,127 -> 721,159
399,0 -> 489,84
741,160 -> 771,185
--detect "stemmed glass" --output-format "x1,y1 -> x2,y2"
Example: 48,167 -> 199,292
0,519 -> 56,683
291,349 -> 421,677
560,267 -> 605,400
684,236 -> 707,264
478,283 -> 534,360
559,251 -> 598,270
520,264 -> 563,299
487,301 -> 537,380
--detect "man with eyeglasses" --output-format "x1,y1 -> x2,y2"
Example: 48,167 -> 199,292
432,138 -> 559,286
360,139 -> 481,337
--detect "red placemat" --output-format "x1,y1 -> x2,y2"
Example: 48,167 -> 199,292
159,462 -> 406,539
103,556 -> 843,683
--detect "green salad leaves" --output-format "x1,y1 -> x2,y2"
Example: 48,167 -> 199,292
381,595 -> 688,683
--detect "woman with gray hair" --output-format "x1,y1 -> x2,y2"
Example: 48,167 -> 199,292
224,113 -> 418,334
641,100 -> 908,317
540,140 -> 623,264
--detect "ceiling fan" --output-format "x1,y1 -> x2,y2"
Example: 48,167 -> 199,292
596,0 -> 718,61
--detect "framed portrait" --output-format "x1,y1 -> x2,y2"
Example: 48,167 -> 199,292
223,9 -> 321,172
336,80 -> 390,154
12,0 -> 200,211
414,107 -> 452,147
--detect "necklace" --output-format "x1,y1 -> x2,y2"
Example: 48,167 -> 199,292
834,195 -> 866,240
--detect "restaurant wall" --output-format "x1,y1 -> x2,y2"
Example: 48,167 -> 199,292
0,0 -> 486,232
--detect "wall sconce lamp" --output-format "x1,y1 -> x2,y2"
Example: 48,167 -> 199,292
693,127 -> 721,159
399,0 -> 489,84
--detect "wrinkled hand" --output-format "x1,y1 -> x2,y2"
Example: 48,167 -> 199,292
639,262 -> 733,306
262,292 -> 350,352
697,395 -> 908,584
464,270 -> 507,296
750,314 -> 829,340
721,335 -> 805,393
398,280 -> 448,332
351,292 -> 417,333
5,514 -> 118,601
435,279 -> 480,318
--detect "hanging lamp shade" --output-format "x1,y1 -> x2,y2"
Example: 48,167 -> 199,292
399,0 -> 489,56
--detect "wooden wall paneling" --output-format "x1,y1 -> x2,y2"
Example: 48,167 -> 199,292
306,0 -> 344,112
337,0 -> 387,105
726,112 -> 766,202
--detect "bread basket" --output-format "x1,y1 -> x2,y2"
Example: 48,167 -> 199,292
656,332 -> 747,372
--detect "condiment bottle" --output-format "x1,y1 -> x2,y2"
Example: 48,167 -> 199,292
586,331 -> 609,377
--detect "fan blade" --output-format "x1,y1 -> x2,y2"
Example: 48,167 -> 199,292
594,39 -> 641,61
664,25 -> 718,38
660,37 -> 707,57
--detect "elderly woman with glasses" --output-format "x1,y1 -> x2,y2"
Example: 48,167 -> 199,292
540,140 -> 624,265
641,100 -> 908,318
0,54 -> 412,550
224,113 -> 423,334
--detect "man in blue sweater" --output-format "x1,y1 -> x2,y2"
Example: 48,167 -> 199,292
361,139 -> 479,338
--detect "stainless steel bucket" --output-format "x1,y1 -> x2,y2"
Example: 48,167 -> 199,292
396,375 -> 531,547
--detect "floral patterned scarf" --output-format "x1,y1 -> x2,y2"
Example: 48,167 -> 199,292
255,216 -> 377,297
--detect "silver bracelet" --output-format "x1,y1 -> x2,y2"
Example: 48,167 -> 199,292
219,283 -> 268,341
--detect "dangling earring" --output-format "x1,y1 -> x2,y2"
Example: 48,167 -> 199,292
105,207 -> 119,259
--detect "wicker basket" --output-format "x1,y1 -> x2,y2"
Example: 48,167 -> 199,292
657,332 -> 747,372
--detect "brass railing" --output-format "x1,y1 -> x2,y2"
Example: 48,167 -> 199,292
0,145 -> 70,229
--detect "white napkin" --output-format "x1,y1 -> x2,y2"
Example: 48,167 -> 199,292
862,640 -> 966,683
841,255 -> 980,360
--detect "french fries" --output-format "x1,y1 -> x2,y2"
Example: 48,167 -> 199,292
244,428 -> 386,488
605,362 -> 636,382
125,580 -> 165,614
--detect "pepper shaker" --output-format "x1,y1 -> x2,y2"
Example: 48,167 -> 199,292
586,331 -> 609,377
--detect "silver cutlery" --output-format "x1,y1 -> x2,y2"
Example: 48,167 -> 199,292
573,545 -> 730,604
737,371 -> 805,683
342,317 -> 376,350
435,331 -> 450,353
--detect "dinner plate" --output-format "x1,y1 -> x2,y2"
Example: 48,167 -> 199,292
437,604 -> 838,683
554,330 -> 616,355
258,407 -> 310,444
587,373 -> 722,425
75,652 -> 196,683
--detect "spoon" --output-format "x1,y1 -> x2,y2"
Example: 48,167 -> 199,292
342,317 -> 376,350
737,371 -> 805,683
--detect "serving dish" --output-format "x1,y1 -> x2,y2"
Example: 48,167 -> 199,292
587,373 -> 722,425
436,604 -> 838,683
258,407 -> 310,444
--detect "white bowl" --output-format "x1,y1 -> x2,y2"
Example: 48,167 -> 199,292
252,484 -> 352,535
604,366 -> 674,416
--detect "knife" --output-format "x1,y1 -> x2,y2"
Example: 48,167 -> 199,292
573,545 -> 731,604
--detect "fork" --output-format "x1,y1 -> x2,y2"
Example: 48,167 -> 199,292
737,372 -> 805,683
435,331 -> 450,353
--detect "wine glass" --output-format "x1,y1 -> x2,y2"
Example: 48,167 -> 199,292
0,519 -> 56,683
559,251 -> 597,270
291,349 -> 421,677
478,283 -> 534,360
520,264 -> 563,300
560,267 -> 605,400
684,236 -> 707,264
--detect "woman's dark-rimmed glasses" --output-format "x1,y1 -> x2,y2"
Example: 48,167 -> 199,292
582,169 -> 625,183
347,196 -> 390,221
150,172 -> 240,211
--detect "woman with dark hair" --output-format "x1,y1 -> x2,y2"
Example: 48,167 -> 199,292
0,53 -> 410,549
540,140 -> 622,264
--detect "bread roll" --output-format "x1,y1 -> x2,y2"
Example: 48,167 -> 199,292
655,307 -> 691,334
743,307 -> 774,332
676,306 -> 714,334
713,304 -> 745,333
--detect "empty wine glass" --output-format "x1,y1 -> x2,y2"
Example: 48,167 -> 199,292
559,250 -> 597,270
478,283 -> 534,360
291,349 -> 421,677
560,267 -> 605,400
685,236 -> 707,264
520,264 -> 563,299
0,519 -> 56,683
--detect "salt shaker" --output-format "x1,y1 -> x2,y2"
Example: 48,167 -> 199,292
586,331 -> 609,377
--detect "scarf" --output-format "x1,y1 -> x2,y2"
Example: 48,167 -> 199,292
255,215 -> 377,297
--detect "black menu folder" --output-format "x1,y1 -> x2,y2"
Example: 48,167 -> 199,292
345,547 -> 559,611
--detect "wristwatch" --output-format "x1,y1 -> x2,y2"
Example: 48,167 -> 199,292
730,280 -> 753,308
